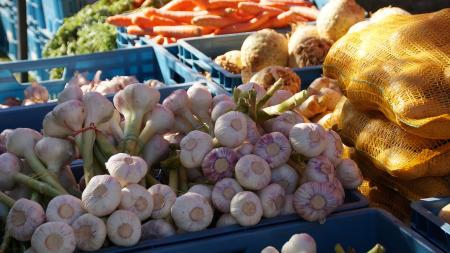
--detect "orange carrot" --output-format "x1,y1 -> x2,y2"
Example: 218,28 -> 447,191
133,15 -> 178,28
216,11 -> 274,34
260,2 -> 290,11
238,2 -> 283,16
160,0 -> 196,11
152,35 -> 165,44
107,15 -> 133,27
208,0 -> 258,10
191,0 -> 209,9
153,25 -> 214,38
263,10 -> 308,28
289,6 -> 319,20
127,25 -> 155,35
206,7 -> 237,16
262,0 -> 314,7
191,14 -> 248,28
168,37 -> 178,43
144,8 -> 207,23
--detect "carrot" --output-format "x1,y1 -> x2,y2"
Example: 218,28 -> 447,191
206,7 -> 237,16
143,8 -> 207,23
160,0 -> 196,11
168,37 -> 177,43
216,11 -> 274,34
127,25 -> 155,35
289,6 -> 319,20
152,35 -> 165,44
191,14 -> 248,28
208,0 -> 258,10
237,2 -> 284,16
107,15 -> 133,27
153,25 -> 214,38
262,0 -> 314,7
260,1 -> 290,11
191,0 -> 209,9
133,15 -> 178,28
263,10 -> 308,28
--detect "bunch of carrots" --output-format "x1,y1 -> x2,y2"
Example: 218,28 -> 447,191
107,0 -> 319,44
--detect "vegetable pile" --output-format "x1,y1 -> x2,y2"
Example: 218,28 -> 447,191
107,0 -> 319,44
0,74 -> 363,252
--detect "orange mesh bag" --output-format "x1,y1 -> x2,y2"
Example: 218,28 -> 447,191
323,9 -> 450,139
331,97 -> 450,180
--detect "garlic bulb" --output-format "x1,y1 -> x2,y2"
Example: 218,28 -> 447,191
120,184 -> 154,221
148,184 -> 177,219
271,164 -> 299,194
281,194 -> 295,215
0,129 -> 13,154
302,156 -> 335,184
234,142 -> 254,159
212,94 -> 234,107
321,130 -> 343,166
266,90 -> 293,107
216,213 -> 238,227
230,191 -> 263,226
72,213 -> 107,251
289,123 -> 328,158
107,210 -> 141,247
31,222 -> 76,253
246,116 -> 262,144
106,153 -> 148,186
142,134 -> 170,167
162,89 -> 200,129
259,183 -> 286,218
81,175 -> 121,217
46,195 -> 85,224
214,111 -> 248,148
52,100 -> 85,136
281,233 -> 316,253
202,147 -> 238,183
211,100 -> 236,122
188,184 -> 213,203
263,111 -> 305,137
236,82 -> 267,102
42,112 -> 72,138
7,198 -> 45,241
58,83 -> 83,104
0,152 -> 21,190
35,137 -> 74,173
187,83 -> 213,124
254,132 -> 292,168
141,219 -> 176,240
336,159 -> 363,189
171,192 -> 214,232
235,155 -> 271,190
180,130 -> 214,169
262,246 -> 280,253
24,81 -> 49,103
212,178 -> 243,213
139,104 -> 175,148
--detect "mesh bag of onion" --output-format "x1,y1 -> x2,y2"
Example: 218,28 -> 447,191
323,9 -> 450,140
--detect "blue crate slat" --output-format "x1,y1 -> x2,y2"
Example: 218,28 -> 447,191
411,198 -> 450,252
0,44 -> 207,131
42,0 -> 84,34
26,0 -> 46,29
0,4 -> 18,60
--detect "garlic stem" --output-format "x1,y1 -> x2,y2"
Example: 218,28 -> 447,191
26,155 -> 67,195
81,130 -> 96,184
179,166 -> 188,193
169,168 -> 179,195
0,231 -> 11,252
261,90 -> 309,119
146,174 -> 161,187
256,79 -> 284,109
13,173 -> 61,198
0,191 -> 14,208
95,132 -> 118,158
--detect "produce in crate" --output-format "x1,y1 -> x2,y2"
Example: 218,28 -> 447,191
439,203 -> 450,223
0,76 -> 363,252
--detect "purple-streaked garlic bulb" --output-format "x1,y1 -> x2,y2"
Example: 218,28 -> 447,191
266,90 -> 293,107
58,83 -> 83,104
271,164 -> 299,194
7,198 -> 45,241
46,195 -> 85,224
281,194 -> 295,215
212,94 -> 233,107
289,123 -> 328,158
234,142 -> 254,159
281,233 -> 317,253
143,135 -> 170,167
180,130 -> 214,169
0,152 -> 21,191
188,184 -> 213,203
230,191 -> 263,226
72,213 -> 107,251
187,83 -> 213,124
31,222 -> 76,253
106,153 -> 148,186
212,178 -> 243,213
81,175 -> 121,217
254,132 -> 291,169
202,147 -> 238,183
258,183 -> 286,218
302,156 -> 335,184
332,178 -> 345,206
42,112 -> 72,139
214,111 -> 247,148
163,89 -> 201,129
120,184 -> 154,221
336,159 -> 363,190
106,210 -> 141,247
235,155 -> 271,191
141,219 -> 176,240
148,184 -> 177,219
35,137 -> 75,173
171,192 -> 214,232
236,82 -> 266,101
211,100 -> 236,122
293,181 -> 341,222
321,130 -> 343,166
245,116 -> 262,144
24,81 -> 49,104
0,129 -> 13,154
216,213 -> 238,227
263,111 -> 305,137
139,104 -> 175,148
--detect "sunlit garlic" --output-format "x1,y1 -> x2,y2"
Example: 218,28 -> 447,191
202,147 -> 238,183
289,123 -> 328,158
0,152 -> 21,190
212,94 -> 233,107
24,81 -> 49,104
58,83 -> 83,104
211,100 -> 236,122
281,233 -> 316,253
31,222 -> 76,253
139,104 -> 175,148
254,132 -> 291,168
106,153 -> 148,186
262,246 -> 280,253
214,111 -> 247,148
246,116 -> 262,145
336,159 -> 363,190
263,111 -> 305,137
230,191 -> 263,226
120,184 -> 154,221
46,195 -> 85,224
266,90 -> 293,107
162,89 -> 201,129
187,83 -> 213,124
171,192 -> 214,232
35,137 -> 75,173
148,184 -> 177,219
212,178 -> 243,213
236,82 -> 266,102
302,156 -> 335,184
180,130 -> 214,169
258,183 -> 286,218
106,210 -> 141,247
235,155 -> 271,190
271,164 -> 299,194
81,175 -> 121,217
321,130 -> 343,166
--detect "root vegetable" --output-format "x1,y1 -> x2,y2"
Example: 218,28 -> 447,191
370,6 -> 410,23
262,246 -> 280,253
202,147 -> 238,183
214,111 -> 248,148
307,77 -> 339,95
216,213 -> 238,227
212,178 -> 243,213
319,87 -> 342,111
439,204 -> 450,223
289,123 -> 328,158
7,198 -> 45,241
163,89 -> 202,130
46,195 -> 85,224
298,95 -> 327,119
106,210 -> 141,247
171,192 -> 214,232
120,184 -> 154,221
230,191 -> 263,226
281,233 -> 316,253
235,142 -> 254,158
141,219 -> 176,240
258,183 -> 285,218
187,83 -> 213,124
336,159 -> 363,189
321,130 -> 343,166
106,153 -> 148,186
235,154 -> 271,190
81,175 -> 121,217
180,130 -> 214,169
281,194 -> 295,215
138,104 -> 175,154
188,184 -> 213,203
148,184 -> 177,219
72,213 -> 107,251
264,111 -> 305,137
250,66 -> 301,93
35,137 -> 74,173
211,100 -> 236,122
214,50 -> 243,74
271,164 -> 299,194
254,132 -> 291,168
31,222 -> 76,253
316,113 -> 334,129
302,156 -> 335,183
266,90 -> 293,107
142,135 -> 170,167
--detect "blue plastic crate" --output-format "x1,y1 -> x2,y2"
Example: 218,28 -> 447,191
0,4 -> 18,60
0,43 -> 212,131
42,0 -> 85,34
26,0 -> 47,29
411,197 -> 450,252
116,27 -> 154,49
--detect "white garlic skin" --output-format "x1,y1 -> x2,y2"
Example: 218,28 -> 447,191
34,137 -> 75,173
281,233 -> 317,253
0,152 -> 21,190
106,153 -> 148,186
141,219 -> 176,240
143,135 -> 170,167
187,83 -> 213,121
180,130 -> 214,169
271,164 -> 299,194
254,132 -> 292,169
336,159 -> 363,189
72,213 -> 107,251
31,221 -> 76,253
302,156 -> 335,184
212,94 -> 234,107
259,183 -> 286,218
263,111 -> 305,137
148,184 -> 177,219
246,116 -> 262,145
188,184 -> 213,203
289,123 -> 328,158
120,184 -> 154,221
46,195 -> 85,225
201,147 -> 238,183
170,192 -> 214,232
235,155 -> 271,191
214,111 -> 248,148
81,175 -> 121,217
230,191 -> 263,226
212,178 -> 243,213
216,213 -> 238,227
281,194 -> 295,215
234,142 -> 254,159
211,100 -> 237,122
236,82 -> 267,101
266,90 -> 293,107
7,198 -> 45,241
107,210 -> 142,247
321,130 -> 343,166
262,246 -> 280,253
